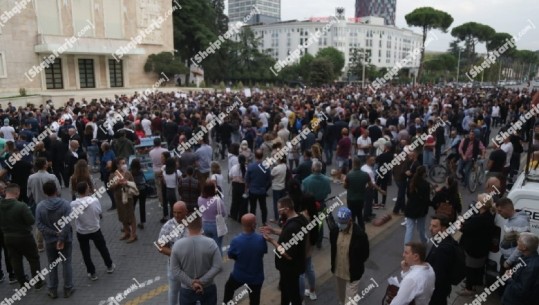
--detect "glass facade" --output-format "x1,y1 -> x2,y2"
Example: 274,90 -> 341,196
228,0 -> 280,25
355,0 -> 396,26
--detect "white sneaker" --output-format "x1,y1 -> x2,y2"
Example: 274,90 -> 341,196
304,289 -> 310,297
401,218 -> 407,226
309,292 -> 317,300
392,197 -> 397,201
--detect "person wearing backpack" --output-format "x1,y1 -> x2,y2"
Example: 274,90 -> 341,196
457,194 -> 495,296
426,214 -> 461,305
430,176 -> 462,223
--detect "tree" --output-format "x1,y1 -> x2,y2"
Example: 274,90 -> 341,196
315,47 -> 345,76
144,52 -> 188,80
447,39 -> 463,58
405,7 -> 454,82
310,58 -> 334,85
173,0 -> 219,84
451,22 -> 495,62
487,33 -> 516,55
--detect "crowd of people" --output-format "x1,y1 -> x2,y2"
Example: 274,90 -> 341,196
0,84 -> 537,305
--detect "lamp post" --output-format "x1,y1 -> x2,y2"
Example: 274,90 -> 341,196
456,49 -> 461,83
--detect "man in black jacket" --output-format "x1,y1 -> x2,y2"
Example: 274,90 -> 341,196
262,197 -> 308,305
426,214 -> 456,305
49,134 -> 68,187
329,207 -> 370,305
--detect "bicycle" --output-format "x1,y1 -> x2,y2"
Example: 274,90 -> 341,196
429,153 -> 458,184
467,159 -> 486,193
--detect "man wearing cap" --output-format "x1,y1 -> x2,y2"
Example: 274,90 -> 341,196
329,207 -> 370,305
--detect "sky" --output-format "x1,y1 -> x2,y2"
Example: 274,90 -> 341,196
226,0 -> 539,53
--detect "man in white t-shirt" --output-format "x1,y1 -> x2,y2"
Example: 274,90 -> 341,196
270,158 -> 287,221
389,242 -> 435,305
71,182 -> 115,281
259,110 -> 270,131
141,115 -> 152,136
0,119 -> 16,142
491,104 -> 501,127
356,130 -> 371,164
500,136 -> 513,174
149,138 -> 168,222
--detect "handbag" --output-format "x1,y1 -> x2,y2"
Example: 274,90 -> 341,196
382,284 -> 416,305
215,197 -> 228,237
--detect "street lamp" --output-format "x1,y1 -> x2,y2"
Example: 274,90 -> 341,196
456,49 -> 461,83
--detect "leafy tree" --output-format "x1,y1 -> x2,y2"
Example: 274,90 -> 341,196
487,33 -> 516,55
423,53 -> 457,72
405,7 -> 454,82
310,58 -> 334,85
173,0 -> 219,84
144,52 -> 188,80
451,22 -> 495,62
447,39 -> 463,58
315,47 -> 345,76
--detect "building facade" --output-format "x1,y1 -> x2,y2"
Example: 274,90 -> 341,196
250,15 -> 422,75
228,0 -> 280,25
0,0 -> 175,96
355,0 -> 396,26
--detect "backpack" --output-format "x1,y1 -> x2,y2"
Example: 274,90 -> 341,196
450,241 -> 466,285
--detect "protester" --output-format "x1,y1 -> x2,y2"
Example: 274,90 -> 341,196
245,149 -> 272,226
223,213 -> 267,305
130,158 -> 148,229
0,183 -> 43,289
178,166 -> 200,213
329,207 -> 369,305
109,158 -> 138,243
35,181 -> 74,298
71,182 -> 115,281
157,201 -> 189,305
170,217 -> 222,305
199,179 -> 227,253
229,154 -> 248,222
404,166 -> 430,244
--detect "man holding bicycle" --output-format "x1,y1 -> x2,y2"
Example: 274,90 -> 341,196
457,131 -> 485,188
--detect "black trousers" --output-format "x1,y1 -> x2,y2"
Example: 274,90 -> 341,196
0,230 -> 13,276
76,230 -> 113,274
223,274 -> 262,305
279,271 -> 302,305
230,182 -> 247,222
4,235 -> 42,287
133,193 -> 147,223
347,199 -> 365,231
428,285 -> 450,305
52,164 -> 66,187
249,193 -> 268,224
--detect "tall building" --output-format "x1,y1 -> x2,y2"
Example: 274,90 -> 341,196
355,0 -> 396,26
0,0 -> 174,97
228,0 -> 280,25
251,15 -> 422,74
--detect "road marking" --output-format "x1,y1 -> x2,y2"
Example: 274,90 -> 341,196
124,284 -> 168,305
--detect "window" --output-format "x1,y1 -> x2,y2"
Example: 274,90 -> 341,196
78,59 -> 95,88
45,58 -> 63,89
109,59 -> 123,87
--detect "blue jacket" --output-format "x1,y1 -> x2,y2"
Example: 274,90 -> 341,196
245,161 -> 271,195
502,252 -> 539,305
36,197 -> 73,244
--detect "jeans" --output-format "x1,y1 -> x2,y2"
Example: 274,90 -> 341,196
86,145 -> 99,167
223,275 -> 262,305
249,193 -> 268,224
203,222 -> 223,255
324,142 -> 334,165
45,241 -> 73,291
347,200 -> 364,231
272,189 -> 287,220
168,265 -> 181,305
166,188 -> 177,218
180,284 -> 217,305
4,235 -> 41,287
76,230 -> 113,274
423,149 -> 434,168
393,180 -> 407,214
458,159 -> 473,187
133,192 -> 147,223
404,217 -> 427,245
299,256 -> 316,293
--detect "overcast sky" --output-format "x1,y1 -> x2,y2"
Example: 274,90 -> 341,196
227,0 -> 539,53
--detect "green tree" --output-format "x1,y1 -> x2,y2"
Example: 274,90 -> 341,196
310,58 -> 334,85
451,22 -> 496,62
405,7 -> 454,82
144,52 -> 188,80
447,39 -> 463,58
173,0 -> 219,84
315,47 -> 345,76
487,33 -> 516,55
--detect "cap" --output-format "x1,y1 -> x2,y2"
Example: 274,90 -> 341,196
336,207 -> 352,223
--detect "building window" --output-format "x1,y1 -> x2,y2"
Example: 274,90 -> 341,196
109,59 -> 123,87
0,52 -> 6,78
78,59 -> 95,88
45,58 -> 63,89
